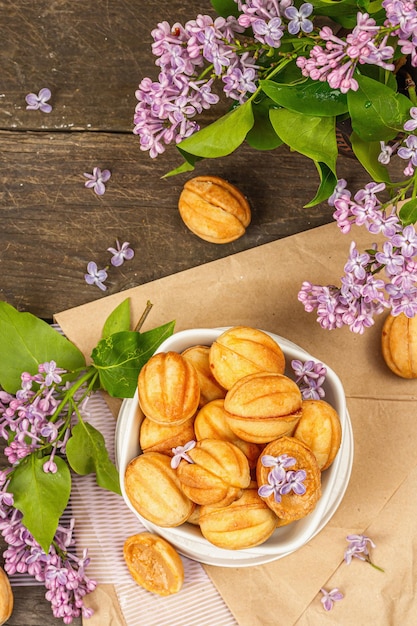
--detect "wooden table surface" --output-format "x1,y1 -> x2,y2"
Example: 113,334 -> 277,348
0,1 -> 404,624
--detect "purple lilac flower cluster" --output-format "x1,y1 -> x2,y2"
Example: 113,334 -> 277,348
297,12 -> 396,93
0,497 -> 96,624
0,365 -> 96,622
134,0 -> 417,158
133,1 -> 315,157
257,453 -> 306,502
0,362 -> 70,468
298,105 -> 417,333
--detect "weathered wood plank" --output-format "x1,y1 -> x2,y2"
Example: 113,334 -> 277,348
0,0 -> 217,132
0,128 -> 388,319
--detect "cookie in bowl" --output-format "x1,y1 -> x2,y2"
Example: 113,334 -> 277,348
138,351 -> 200,425
209,325 -> 286,390
224,372 -> 302,443
199,482 -> 278,550
125,451 -> 195,527
175,438 -> 251,507
256,436 -> 321,522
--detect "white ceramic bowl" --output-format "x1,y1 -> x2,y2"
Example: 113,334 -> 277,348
115,328 -> 353,567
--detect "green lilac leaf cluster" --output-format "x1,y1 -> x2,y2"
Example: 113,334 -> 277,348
0,298 -> 175,552
167,34 -> 412,207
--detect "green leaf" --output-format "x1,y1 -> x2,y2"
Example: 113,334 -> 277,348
102,298 -> 131,338
0,302 -> 86,393
347,74 -> 411,142
8,454 -> 71,553
246,98 -> 283,150
210,0 -> 240,17
311,0 -> 368,27
176,101 -> 255,159
304,162 -> 338,208
164,155 -> 200,178
261,79 -> 348,117
350,132 -> 391,183
269,108 -> 338,171
66,421 -> 121,495
91,320 -> 175,397
399,198 -> 417,226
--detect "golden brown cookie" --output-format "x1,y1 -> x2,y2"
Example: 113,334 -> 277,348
194,399 -> 261,468
199,484 -> 278,550
209,326 -> 286,390
176,438 -> 251,507
381,312 -> 417,378
256,436 -> 321,521
224,372 -> 302,443
178,175 -> 251,244
123,532 -> 184,596
138,351 -> 200,425
125,452 -> 195,527
182,344 -> 226,406
139,415 -> 195,455
293,399 -> 342,471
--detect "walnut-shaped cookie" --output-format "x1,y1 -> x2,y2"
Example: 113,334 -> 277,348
125,451 -> 195,527
194,399 -> 261,468
256,436 -> 321,522
224,372 -> 302,443
209,326 -> 286,391
181,344 -> 226,407
293,399 -> 342,471
138,351 -> 200,425
174,438 -> 251,507
199,482 -> 278,550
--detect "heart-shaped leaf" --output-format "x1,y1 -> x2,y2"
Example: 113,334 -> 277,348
0,302 -> 86,393
101,298 -> 131,338
91,321 -> 175,397
176,100 -> 254,158
348,74 -> 411,141
269,108 -> 338,172
8,454 -> 71,553
66,421 -> 121,495
261,79 -> 348,117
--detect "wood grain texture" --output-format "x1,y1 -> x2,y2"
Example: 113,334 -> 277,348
0,0 -> 404,321
0,125 -> 390,319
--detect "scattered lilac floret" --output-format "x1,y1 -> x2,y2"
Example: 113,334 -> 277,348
108,239 -> 135,267
171,440 -> 196,468
320,587 -> 344,611
83,167 -> 111,196
84,261 -> 108,291
25,88 -> 52,113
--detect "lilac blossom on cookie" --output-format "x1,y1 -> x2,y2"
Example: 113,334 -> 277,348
257,453 -> 306,503
83,167 -> 111,196
171,440 -> 196,468
25,88 -> 52,113
291,359 -> 327,400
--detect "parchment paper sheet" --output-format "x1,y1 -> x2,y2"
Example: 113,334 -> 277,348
55,222 -> 417,626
